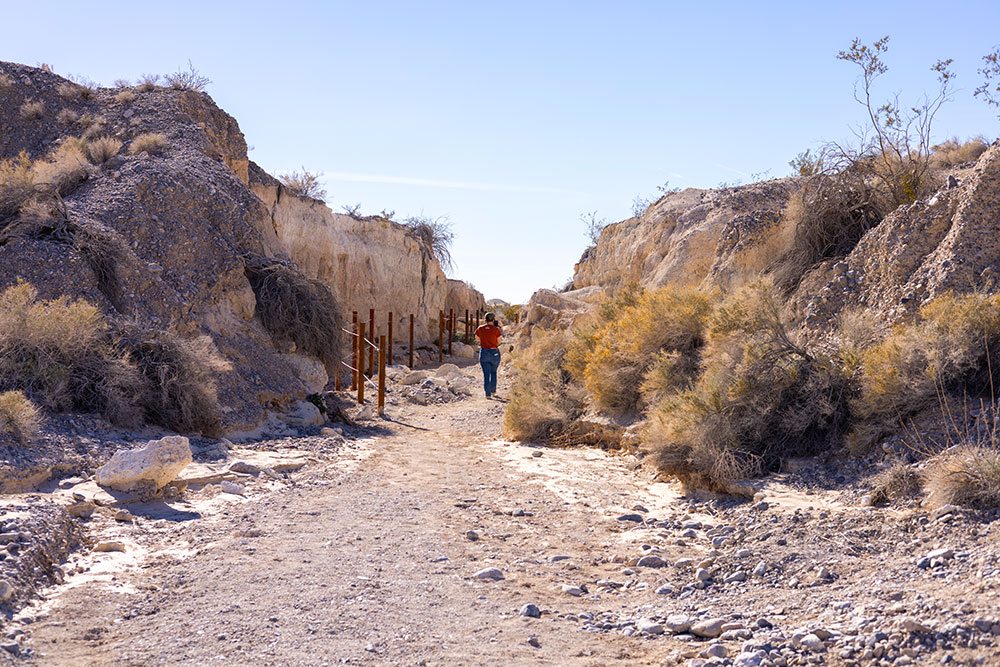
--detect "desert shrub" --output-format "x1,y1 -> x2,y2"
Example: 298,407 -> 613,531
56,81 -> 92,100
852,291 -> 1000,449
243,256 -> 342,373
56,108 -> 78,125
930,137 -> 989,168
129,132 -> 168,155
924,446 -> 1000,509
19,99 -> 44,120
73,223 -> 128,309
870,461 -> 923,505
580,285 -> 713,414
165,61 -> 210,92
404,215 -> 454,273
0,74 -> 13,90
0,390 -> 41,445
81,117 -> 107,142
646,279 -> 850,489
503,330 -> 584,442
86,136 -> 123,164
136,74 -> 159,92
0,152 -> 35,222
279,168 -> 327,201
113,89 -> 136,104
113,78 -> 130,88
0,281 -> 144,425
32,142 -> 91,196
788,149 -> 824,176
114,324 -> 223,434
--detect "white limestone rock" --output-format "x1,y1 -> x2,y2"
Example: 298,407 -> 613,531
95,436 -> 192,493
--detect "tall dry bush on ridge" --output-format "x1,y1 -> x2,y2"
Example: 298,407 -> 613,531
503,330 -> 585,442
404,215 -> 455,274
279,168 -> 327,201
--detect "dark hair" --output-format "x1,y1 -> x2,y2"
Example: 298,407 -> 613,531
485,312 -> 496,322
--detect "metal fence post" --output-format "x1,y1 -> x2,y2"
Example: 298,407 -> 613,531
388,311 -> 393,366
357,322 -> 365,404
409,314 -> 414,368
378,335 -> 386,415
438,310 -> 444,363
368,308 -> 375,377
351,311 -> 358,390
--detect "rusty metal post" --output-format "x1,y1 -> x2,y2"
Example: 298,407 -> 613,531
334,362 -> 341,391
388,311 -> 393,366
515,311 -> 520,325
351,311 -> 358,390
448,309 -> 454,356
408,314 -> 415,368
464,309 -> 469,344
378,335 -> 386,416
476,310 -> 480,331
438,310 -> 444,363
357,322 -> 365,404
368,308 -> 375,377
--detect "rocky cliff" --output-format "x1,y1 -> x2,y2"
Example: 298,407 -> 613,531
0,61 -> 482,432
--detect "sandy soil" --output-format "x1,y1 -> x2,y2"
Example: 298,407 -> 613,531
8,364 -> 1000,666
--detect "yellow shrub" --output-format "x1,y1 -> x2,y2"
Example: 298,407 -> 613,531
503,330 -> 583,442
129,132 -> 168,155
113,89 -> 136,105
924,446 -> 1000,509
930,137 -> 989,168
32,142 -> 91,195
0,151 -> 35,218
86,136 -> 123,164
19,99 -> 44,120
0,390 -> 41,445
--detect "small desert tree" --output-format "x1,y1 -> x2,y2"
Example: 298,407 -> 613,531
975,47 -> 1000,117
404,215 -> 454,273
279,168 -> 327,201
580,210 -> 607,245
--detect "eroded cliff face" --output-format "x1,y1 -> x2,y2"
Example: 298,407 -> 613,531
573,180 -> 795,292
249,166 -> 476,343
445,279 -> 486,319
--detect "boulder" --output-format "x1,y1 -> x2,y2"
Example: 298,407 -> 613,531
95,436 -> 193,493
451,342 -> 477,359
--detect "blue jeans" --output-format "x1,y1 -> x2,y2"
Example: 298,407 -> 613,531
479,348 -> 500,396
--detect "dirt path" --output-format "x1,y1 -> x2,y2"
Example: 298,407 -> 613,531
13,364 -> 1000,666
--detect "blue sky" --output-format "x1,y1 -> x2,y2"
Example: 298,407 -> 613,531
5,1 -> 1000,302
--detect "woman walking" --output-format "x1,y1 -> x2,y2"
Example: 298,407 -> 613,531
474,312 -> 502,398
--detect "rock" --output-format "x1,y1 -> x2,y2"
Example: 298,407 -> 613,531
926,548 -> 954,560
285,400 -> 324,427
0,642 -> 17,655
616,513 -> 643,523
400,370 -> 430,386
695,568 -> 712,581
724,570 -> 747,583
733,650 -> 766,667
94,541 -> 126,553
705,644 -> 729,658
655,584 -> 676,596
95,436 -> 192,493
531,450 -> 543,458
675,557 -> 694,568
113,510 -> 134,522
691,618 -> 726,638
637,618 -> 664,635
229,461 -> 262,475
798,633 -> 825,652
0,580 -> 12,601
900,618 -> 932,633
220,481 -> 245,495
560,584 -> 582,596
451,342 -> 477,359
471,567 -> 504,581
752,561 -> 767,577
67,500 -> 96,518
527,636 -> 540,648
637,555 -> 666,568
409,391 -> 429,406
465,530 -> 479,541
735,548 -> 752,558
280,353 -> 328,394
519,604 -> 540,618
664,614 -> 692,633
932,504 -> 959,519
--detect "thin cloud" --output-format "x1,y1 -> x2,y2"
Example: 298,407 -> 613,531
715,163 -> 749,177
320,171 -> 578,195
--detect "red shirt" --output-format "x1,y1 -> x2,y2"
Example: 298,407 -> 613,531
475,324 -> 502,349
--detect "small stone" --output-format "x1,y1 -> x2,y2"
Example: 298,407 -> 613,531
755,617 -> 773,629
527,636 -> 540,648
637,555 -> 666,568
229,461 -> 261,475
817,566 -> 834,580
220,481 -> 245,495
735,548 -> 752,558
471,567 -> 504,581
705,644 -> 729,658
519,604 -> 540,618
675,558 -> 694,568
637,618 -> 664,635
0,580 -> 12,601
664,614 -> 692,633
900,618 -> 932,633
691,618 -> 726,638
725,571 -> 747,583
465,530 -> 479,541
531,450 -> 543,458
752,561 -> 767,577
616,513 -> 643,523
931,504 -> 959,520
94,541 -> 125,553
0,642 -> 18,655
916,557 -> 931,569
799,633 -> 825,652
67,500 -> 96,519
752,501 -> 769,511
560,584 -> 582,596
655,584 -> 676,596
113,510 -> 134,522
926,548 -> 954,560
695,568 -> 712,581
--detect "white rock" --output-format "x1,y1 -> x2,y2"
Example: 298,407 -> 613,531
435,363 -> 463,379
471,567 -> 504,581
94,541 -> 126,553
932,504 -> 959,519
705,644 -> 728,658
752,561 -> 767,577
664,614 -> 692,633
637,618 -> 664,635
285,400 -> 324,427
691,618 -> 725,638
560,584 -> 583,596
400,370 -> 430,386
926,548 -> 954,560
799,633 -> 825,652
220,481 -> 246,495
0,580 -> 12,601
95,436 -> 192,493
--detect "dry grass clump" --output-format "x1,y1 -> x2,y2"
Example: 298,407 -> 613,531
113,89 -> 136,105
870,461 -> 923,505
32,142 -> 91,196
56,81 -> 92,100
243,257 -> 342,373
136,74 -> 159,92
81,117 -> 107,142
0,390 -> 41,445
114,324 -> 224,435
0,281 -> 143,424
577,285 -> 713,414
851,291 -> 1000,450
503,330 -> 585,442
0,152 -> 36,221
129,132 -> 168,156
646,279 -> 850,489
85,136 -> 123,164
930,137 -> 989,168
924,446 -> 1000,509
19,99 -> 45,120
278,168 -> 327,201
0,74 -> 13,90
56,108 -> 78,125
165,61 -> 210,92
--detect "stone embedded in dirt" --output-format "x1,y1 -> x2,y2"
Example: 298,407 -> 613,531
94,541 -> 125,553
531,450 -> 543,458
735,548 -> 751,558
560,584 -> 582,596
695,568 -> 712,581
471,567 -> 504,581
113,510 -> 134,523
752,561 -> 767,577
664,614 -> 692,633
926,548 -> 954,560
691,618 -> 725,638
0,579 -> 12,601
733,650 -> 766,667
616,513 -> 643,523
464,530 -> 479,541
220,481 -> 246,495
0,642 -> 18,656
519,603 -> 540,618
637,618 -> 664,635
67,500 -> 96,519
900,618 -> 933,633
932,504 -> 959,520
704,644 -> 728,658
229,461 -> 262,475
636,555 -> 666,568
655,584 -> 676,596
797,633 -> 825,652
95,435 -> 192,493
527,636 -> 540,648
724,571 -> 747,583
675,557 -> 694,568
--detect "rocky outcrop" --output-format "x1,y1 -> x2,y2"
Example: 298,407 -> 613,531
95,435 -> 192,493
445,279 -> 486,318
573,180 -> 794,291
